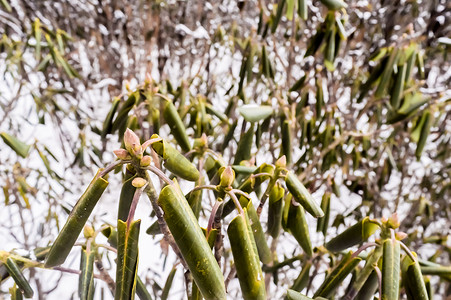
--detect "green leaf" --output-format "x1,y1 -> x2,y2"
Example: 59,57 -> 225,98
115,220 -> 141,300
319,0 -> 347,10
285,172 -> 324,218
375,47 -> 400,98
151,135 -> 200,181
0,132 -> 31,158
228,210 -> 266,300
238,105 -> 274,123
415,110 -> 432,160
136,277 -> 153,300
79,248 -> 95,300
102,98 -> 121,138
267,182 -> 285,238
290,260 -> 312,293
118,169 -> 137,222
162,98 -> 191,152
158,181 -> 226,300
347,246 -> 382,299
325,217 -> 379,252
286,289 -> 314,300
5,258 -> 33,298
381,238 -> 401,300
161,267 -> 177,300
401,253 -> 429,300
45,170 -> 109,267
313,252 -> 362,298
286,198 -> 313,256
233,122 -> 255,165
10,284 -> 23,300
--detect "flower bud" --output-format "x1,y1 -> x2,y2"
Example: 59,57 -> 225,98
83,225 -> 95,238
193,133 -> 208,149
124,128 -> 143,158
275,155 -> 287,169
220,166 -> 235,188
140,155 -> 152,167
113,149 -> 131,160
132,177 -> 147,188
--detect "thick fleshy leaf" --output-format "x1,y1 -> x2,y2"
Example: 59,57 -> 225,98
319,0 -> 347,10
5,258 -> 33,298
0,132 -> 31,158
45,170 -> 109,267
162,98 -> 191,152
102,97 -> 120,138
316,192 -> 331,236
233,123 -> 255,165
118,169 -> 137,222
158,181 -> 226,300
286,199 -> 313,256
151,134 -> 200,181
325,217 -> 379,252
401,253 -> 429,300
79,248 -> 95,300
381,238 -> 400,300
313,252 -> 362,298
354,271 -> 378,300
267,182 -> 284,238
346,246 -> 382,299
285,172 -> 324,218
375,47 -> 399,98
115,219 -> 141,300
290,260 -> 312,293
228,210 -> 266,300
238,105 -> 273,123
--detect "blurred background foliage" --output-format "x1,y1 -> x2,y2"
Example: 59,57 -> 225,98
0,0 -> 450,298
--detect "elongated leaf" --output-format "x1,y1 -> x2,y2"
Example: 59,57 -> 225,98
238,105 -> 273,123
5,258 -> 33,298
102,98 -> 121,138
381,238 -> 400,300
151,135 -> 200,181
316,192 -> 331,236
390,64 -> 406,110
158,181 -> 226,300
45,170 -> 109,267
325,217 -> 379,252
267,182 -> 285,238
0,132 -> 31,158
271,0 -> 286,34
355,271 -> 378,300
228,210 -> 266,300
285,172 -> 324,218
115,220 -> 141,300
347,246 -> 382,299
233,123 -> 255,165
112,92 -> 138,137
286,199 -> 312,256
136,277 -> 153,300
161,267 -> 177,300
297,0 -> 307,20
118,170 -> 137,222
162,98 -> 191,152
415,110 -> 432,160
319,0 -> 347,10
281,120 -> 293,164
79,248 -> 95,300
313,252 -> 362,298
402,253 -> 429,300
290,260 -> 312,293
375,47 -> 399,98
10,283 -> 23,300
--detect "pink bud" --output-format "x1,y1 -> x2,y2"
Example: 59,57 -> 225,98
124,129 -> 143,158
113,149 -> 131,160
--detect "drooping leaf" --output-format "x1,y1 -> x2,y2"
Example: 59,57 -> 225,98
161,98 -> 191,152
325,217 -> 379,252
79,248 -> 95,300
4,258 -> 33,298
0,132 -> 31,158
158,181 -> 226,300
238,105 -> 273,123
151,135 -> 200,181
381,238 -> 401,300
115,219 -> 140,300
285,172 -> 324,218
45,170 -> 109,267
228,210 -> 266,300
